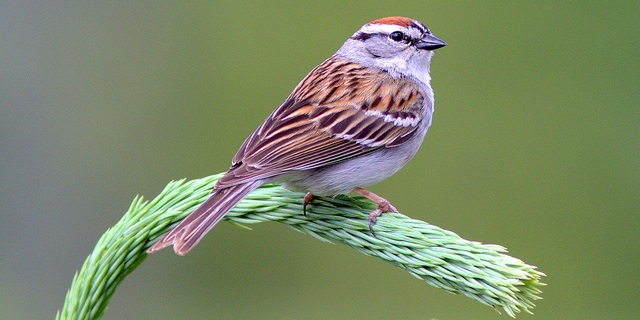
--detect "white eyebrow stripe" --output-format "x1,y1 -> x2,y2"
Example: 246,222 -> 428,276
358,24 -> 405,34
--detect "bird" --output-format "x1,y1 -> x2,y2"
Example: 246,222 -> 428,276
148,16 -> 446,255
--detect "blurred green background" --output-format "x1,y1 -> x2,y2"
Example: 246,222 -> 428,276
1,1 -> 638,319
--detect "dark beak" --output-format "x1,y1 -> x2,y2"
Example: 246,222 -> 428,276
415,33 -> 446,50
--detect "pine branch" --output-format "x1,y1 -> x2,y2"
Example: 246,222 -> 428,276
56,173 -> 545,319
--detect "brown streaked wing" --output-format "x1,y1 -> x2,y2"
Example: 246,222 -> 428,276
217,56 -> 425,188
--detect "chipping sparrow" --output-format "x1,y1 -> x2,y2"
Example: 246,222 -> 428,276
149,16 -> 446,255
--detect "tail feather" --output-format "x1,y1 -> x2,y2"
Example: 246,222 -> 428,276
148,180 -> 263,255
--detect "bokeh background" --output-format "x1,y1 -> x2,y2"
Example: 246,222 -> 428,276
2,1 -> 638,319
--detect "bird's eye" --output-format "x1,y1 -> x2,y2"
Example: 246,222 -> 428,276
390,31 -> 405,42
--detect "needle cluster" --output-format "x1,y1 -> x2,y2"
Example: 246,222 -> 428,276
57,174 -> 544,319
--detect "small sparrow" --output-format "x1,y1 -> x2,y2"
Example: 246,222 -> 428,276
149,16 -> 446,255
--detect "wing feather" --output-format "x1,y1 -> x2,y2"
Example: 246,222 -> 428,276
217,56 -> 427,188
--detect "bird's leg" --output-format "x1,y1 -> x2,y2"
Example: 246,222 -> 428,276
354,187 -> 399,234
303,192 -> 315,217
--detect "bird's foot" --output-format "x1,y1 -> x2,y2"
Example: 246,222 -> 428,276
354,187 -> 399,234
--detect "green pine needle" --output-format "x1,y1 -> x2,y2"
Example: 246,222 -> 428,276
56,173 -> 545,319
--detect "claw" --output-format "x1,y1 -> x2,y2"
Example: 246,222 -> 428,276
303,192 -> 314,217
368,209 -> 382,235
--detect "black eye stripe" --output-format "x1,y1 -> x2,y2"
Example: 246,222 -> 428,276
353,32 -> 399,42
409,21 -> 427,34
350,32 -> 384,41
352,31 -> 415,44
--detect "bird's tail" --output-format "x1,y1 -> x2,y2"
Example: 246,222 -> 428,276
147,180 -> 263,255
